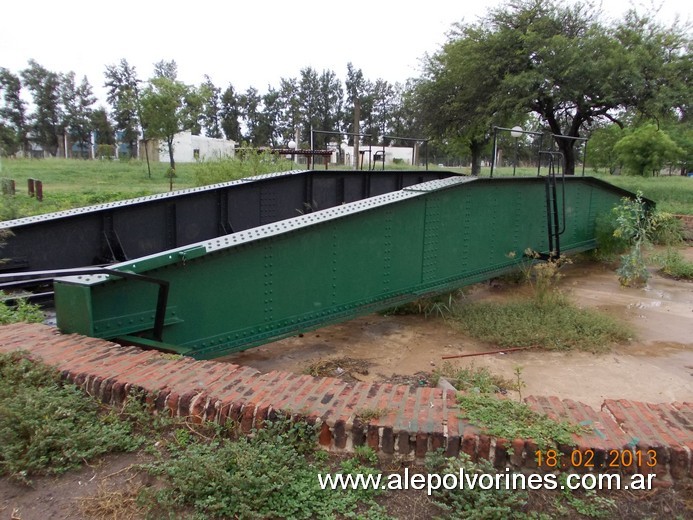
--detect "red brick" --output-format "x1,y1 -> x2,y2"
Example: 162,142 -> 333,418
415,433 -> 428,458
318,422 -> 332,447
367,425 -> 379,450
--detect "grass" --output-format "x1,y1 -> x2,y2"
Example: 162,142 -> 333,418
651,248 -> 693,280
457,393 -> 585,449
596,173 -> 693,215
452,292 -> 632,353
431,363 -> 517,394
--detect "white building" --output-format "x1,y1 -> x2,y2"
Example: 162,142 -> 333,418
153,131 -> 236,163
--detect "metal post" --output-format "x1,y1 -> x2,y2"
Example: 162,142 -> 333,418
490,128 -> 498,178
513,138 -> 518,176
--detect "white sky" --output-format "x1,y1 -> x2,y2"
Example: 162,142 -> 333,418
1,0 -> 690,106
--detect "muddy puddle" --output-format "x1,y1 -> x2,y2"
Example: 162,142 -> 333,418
221,248 -> 692,408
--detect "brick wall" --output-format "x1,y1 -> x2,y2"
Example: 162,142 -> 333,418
0,323 -> 690,483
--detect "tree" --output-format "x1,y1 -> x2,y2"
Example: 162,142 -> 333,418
200,75 -> 223,139
21,60 -> 62,156
614,124 -> 682,176
416,24 -> 517,174
61,72 -> 96,157
238,87 -> 262,144
0,68 -> 27,155
261,87 -> 282,147
153,60 -> 178,81
220,84 -> 242,142
344,63 -> 368,145
140,76 -> 202,171
276,77 -> 301,145
104,59 -> 141,157
588,124 -> 625,174
416,0 -> 691,175
91,107 -> 115,146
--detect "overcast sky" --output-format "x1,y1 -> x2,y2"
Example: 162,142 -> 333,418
1,0 -> 690,105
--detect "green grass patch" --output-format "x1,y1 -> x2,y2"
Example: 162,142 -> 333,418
651,248 -> 693,280
0,352 -> 144,482
596,173 -> 693,215
457,393 -> 584,449
453,294 -> 631,353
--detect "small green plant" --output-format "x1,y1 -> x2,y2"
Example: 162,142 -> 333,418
557,474 -> 616,518
0,291 -> 44,325
513,366 -> 527,402
522,249 -> 571,306
457,393 -> 584,449
612,192 -> 654,287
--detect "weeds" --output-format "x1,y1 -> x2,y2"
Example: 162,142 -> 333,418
385,290 -> 462,319
356,407 -> 389,422
651,248 -> 693,280
0,291 -> 45,325
141,416 -> 387,519
453,293 -> 631,353
457,393 -> 584,449
0,352 -> 144,482
431,363 -> 517,394
426,451 -> 531,519
193,149 -> 294,186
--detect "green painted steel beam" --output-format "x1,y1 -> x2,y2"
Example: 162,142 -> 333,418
54,175 -> 638,359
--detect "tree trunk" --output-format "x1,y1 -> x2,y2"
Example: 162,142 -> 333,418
470,138 -> 484,176
167,136 -> 176,171
554,137 -> 577,175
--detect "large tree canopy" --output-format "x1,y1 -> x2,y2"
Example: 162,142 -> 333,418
416,0 -> 691,175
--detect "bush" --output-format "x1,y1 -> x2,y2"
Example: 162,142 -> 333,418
193,149 -> 294,186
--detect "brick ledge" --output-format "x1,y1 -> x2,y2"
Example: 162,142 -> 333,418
0,323 -> 690,482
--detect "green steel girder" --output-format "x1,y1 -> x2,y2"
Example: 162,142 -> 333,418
54,175 -> 636,359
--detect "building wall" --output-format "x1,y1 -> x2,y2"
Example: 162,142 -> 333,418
157,131 -> 236,163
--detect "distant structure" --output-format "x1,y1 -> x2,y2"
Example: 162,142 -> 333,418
142,131 -> 236,163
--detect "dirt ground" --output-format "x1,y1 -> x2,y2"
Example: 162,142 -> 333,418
222,247 -> 693,409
